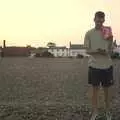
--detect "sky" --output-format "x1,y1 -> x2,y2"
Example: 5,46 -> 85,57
0,0 -> 120,47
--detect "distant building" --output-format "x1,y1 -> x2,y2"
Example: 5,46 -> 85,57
30,46 -> 69,57
30,47 -> 47,56
3,47 -> 31,57
113,40 -> 117,48
113,45 -> 120,53
1,40 -> 36,57
69,42 -> 86,57
31,42 -> 87,58
48,46 -> 69,57
0,46 -> 2,57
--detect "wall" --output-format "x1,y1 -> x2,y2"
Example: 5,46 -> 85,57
48,48 -> 69,57
69,49 -> 86,57
3,47 -> 30,57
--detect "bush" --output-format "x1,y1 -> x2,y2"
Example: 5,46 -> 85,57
76,54 -> 84,59
111,52 -> 120,59
68,56 -> 73,58
35,53 -> 41,57
41,51 -> 54,58
57,56 -> 62,58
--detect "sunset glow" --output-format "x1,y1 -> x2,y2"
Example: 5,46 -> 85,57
0,0 -> 120,47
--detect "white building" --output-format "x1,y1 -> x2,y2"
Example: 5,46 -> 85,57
0,47 -> 2,58
113,46 -> 120,53
69,42 -> 87,57
48,46 -> 69,57
30,42 -> 88,58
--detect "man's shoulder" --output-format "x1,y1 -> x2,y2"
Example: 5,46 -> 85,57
85,28 -> 95,35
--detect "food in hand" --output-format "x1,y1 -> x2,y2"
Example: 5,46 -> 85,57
101,26 -> 113,40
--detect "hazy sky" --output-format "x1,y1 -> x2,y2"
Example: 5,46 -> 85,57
0,0 -> 120,47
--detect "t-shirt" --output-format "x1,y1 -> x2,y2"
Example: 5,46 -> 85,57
84,28 -> 113,69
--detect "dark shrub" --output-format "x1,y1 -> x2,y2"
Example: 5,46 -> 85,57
41,51 -> 54,58
111,52 -> 120,59
76,54 -> 84,58
35,53 -> 41,57
68,56 -> 73,58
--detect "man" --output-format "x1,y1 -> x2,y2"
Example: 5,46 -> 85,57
84,11 -> 114,120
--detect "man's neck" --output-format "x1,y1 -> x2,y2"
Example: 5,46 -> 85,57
95,26 -> 102,30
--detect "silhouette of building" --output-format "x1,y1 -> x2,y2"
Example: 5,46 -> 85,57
2,40 -> 36,57
48,46 -> 69,57
69,41 -> 87,57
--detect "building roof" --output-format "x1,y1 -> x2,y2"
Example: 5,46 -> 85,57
31,48 -> 48,53
70,44 -> 85,49
48,46 -> 68,49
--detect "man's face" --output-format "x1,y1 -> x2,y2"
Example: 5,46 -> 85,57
94,17 -> 105,29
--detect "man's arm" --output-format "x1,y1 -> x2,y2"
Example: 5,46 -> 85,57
107,36 -> 113,53
84,32 -> 98,54
84,31 -> 90,49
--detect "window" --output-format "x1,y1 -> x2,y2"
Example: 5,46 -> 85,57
51,49 -> 53,52
72,51 -> 75,54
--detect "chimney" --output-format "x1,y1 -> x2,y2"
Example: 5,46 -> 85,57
69,41 -> 71,48
3,40 -> 6,48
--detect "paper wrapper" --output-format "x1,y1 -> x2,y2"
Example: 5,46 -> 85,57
101,26 -> 113,40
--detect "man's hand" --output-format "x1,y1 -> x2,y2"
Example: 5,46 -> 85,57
106,35 -> 113,41
107,36 -> 113,53
97,49 -> 107,55
86,49 -> 106,55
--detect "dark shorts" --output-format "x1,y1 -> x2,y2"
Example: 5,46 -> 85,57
88,66 -> 114,87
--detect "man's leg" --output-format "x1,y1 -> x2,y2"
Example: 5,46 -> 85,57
102,66 -> 113,111
103,86 -> 112,120
88,67 -> 100,119
102,66 -> 113,120
90,86 -> 100,120
92,86 -> 99,112
103,87 -> 110,111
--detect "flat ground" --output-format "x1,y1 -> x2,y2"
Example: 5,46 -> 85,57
0,57 -> 120,120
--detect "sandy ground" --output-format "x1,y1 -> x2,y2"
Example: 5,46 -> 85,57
0,57 -> 120,120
